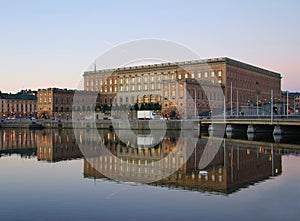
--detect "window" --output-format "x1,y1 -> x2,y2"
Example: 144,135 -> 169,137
179,89 -> 184,97
204,72 -> 208,78
109,79 -> 112,84
198,73 -> 201,78
151,83 -> 154,90
151,76 -> 154,82
178,74 -> 182,80
211,71 -> 215,77
164,91 -> 168,98
218,70 -> 222,77
171,90 -> 176,97
131,85 -> 135,91
185,73 -> 188,78
191,72 -> 195,78
144,76 -> 148,82
144,84 -> 148,90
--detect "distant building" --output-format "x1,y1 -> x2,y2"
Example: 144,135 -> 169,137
288,92 -> 300,114
37,88 -> 98,119
280,91 -> 300,115
83,57 -> 282,118
0,90 -> 37,118
37,88 -> 75,119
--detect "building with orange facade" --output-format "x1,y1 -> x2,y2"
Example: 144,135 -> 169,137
83,57 -> 281,118
37,88 -> 98,119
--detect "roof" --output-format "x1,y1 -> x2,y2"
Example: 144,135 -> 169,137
83,57 -> 281,79
0,93 -> 37,101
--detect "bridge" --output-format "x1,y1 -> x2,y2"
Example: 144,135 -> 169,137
200,116 -> 300,135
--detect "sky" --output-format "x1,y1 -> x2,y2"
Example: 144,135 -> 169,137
0,0 -> 299,93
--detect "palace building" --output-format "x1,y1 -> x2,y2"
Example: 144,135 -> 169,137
83,57 -> 281,118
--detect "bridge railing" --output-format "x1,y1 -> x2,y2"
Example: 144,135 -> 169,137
207,115 -> 300,120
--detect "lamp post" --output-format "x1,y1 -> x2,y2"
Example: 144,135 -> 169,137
271,90 -> 274,125
230,82 -> 233,116
237,90 -> 239,117
194,88 -> 197,118
256,95 -> 259,116
287,91 -> 289,118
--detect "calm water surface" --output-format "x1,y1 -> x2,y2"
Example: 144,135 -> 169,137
0,129 -> 299,221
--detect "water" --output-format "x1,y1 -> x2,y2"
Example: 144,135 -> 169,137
0,129 -> 299,221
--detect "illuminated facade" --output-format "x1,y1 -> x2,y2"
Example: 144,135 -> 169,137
83,57 -> 281,117
37,88 -> 75,119
0,90 -> 37,117
37,88 -> 98,119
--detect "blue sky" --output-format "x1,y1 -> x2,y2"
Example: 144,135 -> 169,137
0,0 -> 299,92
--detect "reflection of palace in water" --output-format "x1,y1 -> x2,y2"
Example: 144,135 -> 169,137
83,130 -> 282,194
0,129 -> 37,157
0,128 -> 285,194
154,139 -> 282,194
36,130 -> 82,162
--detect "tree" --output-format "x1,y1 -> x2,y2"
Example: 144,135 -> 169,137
133,103 -> 139,111
140,103 -> 145,110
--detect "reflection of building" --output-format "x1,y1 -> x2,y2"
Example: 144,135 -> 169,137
83,130 -> 282,194
84,57 -> 281,117
36,129 -> 82,162
0,90 -> 37,117
0,129 -> 37,157
155,140 -> 282,194
83,130 -> 188,182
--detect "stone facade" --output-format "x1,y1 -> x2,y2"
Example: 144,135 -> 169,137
83,57 -> 282,118
0,90 -> 37,118
37,88 -> 75,119
37,88 -> 99,119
